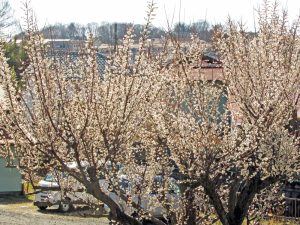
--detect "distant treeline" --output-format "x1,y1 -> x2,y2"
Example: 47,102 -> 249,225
16,21 -> 218,43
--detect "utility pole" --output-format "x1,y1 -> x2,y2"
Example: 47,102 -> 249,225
113,23 -> 118,53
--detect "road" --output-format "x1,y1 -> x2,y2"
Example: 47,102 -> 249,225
0,197 -> 109,225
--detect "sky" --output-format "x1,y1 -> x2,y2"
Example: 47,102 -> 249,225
8,0 -> 300,31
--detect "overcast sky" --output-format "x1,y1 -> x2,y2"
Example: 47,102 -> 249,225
8,0 -> 300,31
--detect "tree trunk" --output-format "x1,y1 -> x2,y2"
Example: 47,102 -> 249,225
176,180 -> 198,225
87,182 -> 143,225
202,179 -> 229,225
226,176 -> 261,225
227,208 -> 245,225
185,189 -> 197,225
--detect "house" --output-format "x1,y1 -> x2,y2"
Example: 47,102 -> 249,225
0,87 -> 22,195
0,132 -> 22,195
44,39 -> 86,52
0,157 -> 22,195
48,51 -> 107,75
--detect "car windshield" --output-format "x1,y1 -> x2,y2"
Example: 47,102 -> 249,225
43,171 -> 69,182
151,176 -> 180,194
44,174 -> 54,182
169,182 -> 180,194
120,178 -> 131,191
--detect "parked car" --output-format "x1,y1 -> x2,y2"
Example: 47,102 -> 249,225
34,164 -> 180,222
34,172 -> 96,212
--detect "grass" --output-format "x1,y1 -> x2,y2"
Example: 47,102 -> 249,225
23,181 -> 35,201
212,218 -> 299,225
212,220 -> 298,225
260,219 -> 298,225
209,215 -> 299,225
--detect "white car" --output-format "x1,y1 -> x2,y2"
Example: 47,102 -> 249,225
34,169 -> 180,221
34,173 -> 96,212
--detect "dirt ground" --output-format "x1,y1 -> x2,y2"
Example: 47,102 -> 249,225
0,196 -> 109,225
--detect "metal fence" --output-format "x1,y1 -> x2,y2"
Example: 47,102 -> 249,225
264,197 -> 300,223
283,197 -> 300,218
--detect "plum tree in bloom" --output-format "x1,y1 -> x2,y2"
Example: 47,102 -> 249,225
0,2 -> 172,225
0,1 -> 299,225
145,2 -> 300,225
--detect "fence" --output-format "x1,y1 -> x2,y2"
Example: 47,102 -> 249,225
264,197 -> 300,223
283,197 -> 300,218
